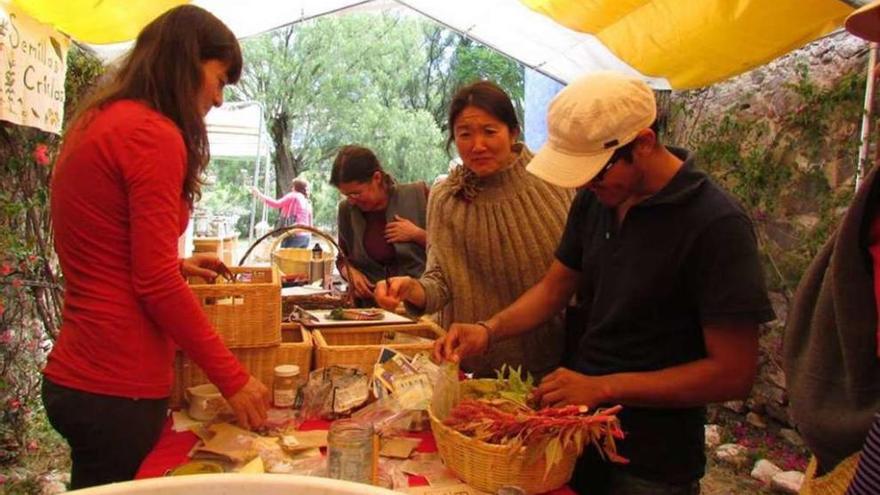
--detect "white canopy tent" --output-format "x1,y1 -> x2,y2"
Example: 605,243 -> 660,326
82,0 -> 671,88
204,102 -> 275,245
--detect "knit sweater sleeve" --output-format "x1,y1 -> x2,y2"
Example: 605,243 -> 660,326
123,123 -> 249,398
415,189 -> 451,315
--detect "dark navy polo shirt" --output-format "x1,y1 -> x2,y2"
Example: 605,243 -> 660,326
555,147 -> 775,485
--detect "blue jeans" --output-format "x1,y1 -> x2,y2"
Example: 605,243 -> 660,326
281,233 -> 311,248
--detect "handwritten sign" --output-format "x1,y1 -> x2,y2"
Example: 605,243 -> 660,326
0,4 -> 69,134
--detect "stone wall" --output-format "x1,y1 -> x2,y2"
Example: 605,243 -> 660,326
667,30 -> 874,432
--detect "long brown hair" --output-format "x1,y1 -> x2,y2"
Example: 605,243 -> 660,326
66,5 -> 242,205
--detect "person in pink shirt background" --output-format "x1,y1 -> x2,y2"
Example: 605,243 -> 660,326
251,177 -> 313,247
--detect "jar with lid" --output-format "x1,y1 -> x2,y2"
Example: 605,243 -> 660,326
327,419 -> 374,484
273,364 -> 300,408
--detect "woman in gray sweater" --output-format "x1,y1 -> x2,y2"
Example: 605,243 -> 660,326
375,81 -> 573,378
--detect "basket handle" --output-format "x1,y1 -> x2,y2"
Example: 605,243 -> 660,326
238,225 -> 354,306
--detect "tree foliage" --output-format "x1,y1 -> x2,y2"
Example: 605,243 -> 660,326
0,45 -> 103,489
210,13 -> 523,232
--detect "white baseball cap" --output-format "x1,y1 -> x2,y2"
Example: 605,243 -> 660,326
527,71 -> 657,188
846,0 -> 880,42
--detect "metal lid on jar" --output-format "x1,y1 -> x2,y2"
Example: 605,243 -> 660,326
274,364 -> 300,377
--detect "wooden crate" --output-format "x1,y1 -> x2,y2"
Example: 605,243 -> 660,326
188,266 -> 281,348
312,319 -> 445,374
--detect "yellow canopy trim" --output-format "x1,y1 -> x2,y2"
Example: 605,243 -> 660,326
11,0 -> 188,44
522,0 -> 855,89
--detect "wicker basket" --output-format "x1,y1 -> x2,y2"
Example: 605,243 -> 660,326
277,323 -> 313,374
170,345 -> 278,408
188,266 -> 281,348
240,225 -> 354,311
429,406 -> 577,494
312,320 -> 444,374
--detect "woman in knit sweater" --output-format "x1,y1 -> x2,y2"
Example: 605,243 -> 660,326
375,81 -> 573,378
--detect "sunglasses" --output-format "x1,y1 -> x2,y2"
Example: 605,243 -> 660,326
591,154 -> 619,184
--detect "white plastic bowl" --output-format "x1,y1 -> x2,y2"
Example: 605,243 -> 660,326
66,474 -> 400,494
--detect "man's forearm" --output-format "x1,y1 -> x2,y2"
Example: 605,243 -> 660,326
599,323 -> 759,408
600,357 -> 755,408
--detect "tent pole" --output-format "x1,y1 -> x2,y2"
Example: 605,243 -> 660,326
248,102 -> 267,247
856,42 -> 877,192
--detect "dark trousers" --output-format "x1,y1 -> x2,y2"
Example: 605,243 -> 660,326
571,452 -> 701,495
41,379 -> 168,489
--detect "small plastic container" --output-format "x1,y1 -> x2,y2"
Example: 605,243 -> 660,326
273,364 -> 300,408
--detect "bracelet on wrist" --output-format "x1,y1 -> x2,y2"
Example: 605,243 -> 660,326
475,321 -> 496,351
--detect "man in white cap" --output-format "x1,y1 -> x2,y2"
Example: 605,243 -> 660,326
434,70 -> 774,494
784,2 -> 880,494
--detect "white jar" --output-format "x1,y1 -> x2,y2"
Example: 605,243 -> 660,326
273,364 -> 300,408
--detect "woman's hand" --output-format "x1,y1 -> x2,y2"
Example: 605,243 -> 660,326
385,215 -> 426,245
180,254 -> 232,282
345,266 -> 375,299
248,186 -> 260,197
225,375 -> 270,430
433,322 -> 490,363
374,276 -> 419,311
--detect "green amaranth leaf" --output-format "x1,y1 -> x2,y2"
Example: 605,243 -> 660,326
544,436 -> 563,480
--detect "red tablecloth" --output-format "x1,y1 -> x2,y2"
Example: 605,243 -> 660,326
136,417 -> 575,494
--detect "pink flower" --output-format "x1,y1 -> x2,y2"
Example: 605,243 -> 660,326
33,143 -> 51,166
11,279 -> 22,288
7,398 -> 20,411
0,261 -> 11,276
0,331 -> 10,345
27,440 -> 38,451
0,473 -> 6,484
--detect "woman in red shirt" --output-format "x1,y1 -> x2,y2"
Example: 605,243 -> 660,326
42,5 -> 269,489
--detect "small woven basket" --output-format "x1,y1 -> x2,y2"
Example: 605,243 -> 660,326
277,322 -> 313,374
429,402 -> 578,494
187,266 -> 281,348
240,225 -> 353,312
312,320 -> 444,375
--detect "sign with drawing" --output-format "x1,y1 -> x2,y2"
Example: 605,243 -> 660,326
0,4 -> 69,134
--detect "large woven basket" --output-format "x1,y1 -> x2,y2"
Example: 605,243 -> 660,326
188,266 -> 281,348
312,320 -> 444,375
428,406 -> 578,494
170,345 -> 278,408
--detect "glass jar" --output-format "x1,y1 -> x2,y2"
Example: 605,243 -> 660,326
273,364 -> 300,408
327,419 -> 374,484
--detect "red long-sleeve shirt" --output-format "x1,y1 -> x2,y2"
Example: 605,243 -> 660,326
44,100 -> 249,399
